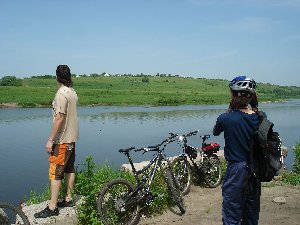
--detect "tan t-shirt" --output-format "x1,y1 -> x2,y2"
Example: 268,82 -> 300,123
52,85 -> 79,144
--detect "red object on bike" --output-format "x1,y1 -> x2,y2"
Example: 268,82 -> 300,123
202,142 -> 220,153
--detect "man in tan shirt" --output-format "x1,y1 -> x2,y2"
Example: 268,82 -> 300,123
35,65 -> 79,218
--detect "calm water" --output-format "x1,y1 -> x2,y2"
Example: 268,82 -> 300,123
0,100 -> 300,204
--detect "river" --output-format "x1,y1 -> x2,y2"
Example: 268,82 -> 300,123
0,99 -> 299,204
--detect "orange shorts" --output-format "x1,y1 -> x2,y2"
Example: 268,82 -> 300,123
49,143 -> 75,180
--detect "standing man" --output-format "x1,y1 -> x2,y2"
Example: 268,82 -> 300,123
213,76 -> 261,225
35,65 -> 79,218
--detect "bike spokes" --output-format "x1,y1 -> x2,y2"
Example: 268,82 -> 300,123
98,181 -> 140,225
171,157 -> 191,195
0,203 -> 29,225
203,155 -> 222,188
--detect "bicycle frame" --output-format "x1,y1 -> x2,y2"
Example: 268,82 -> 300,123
124,150 -> 164,195
119,135 -> 177,206
97,134 -> 186,225
175,131 -> 219,174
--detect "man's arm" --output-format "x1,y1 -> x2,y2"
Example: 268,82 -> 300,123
45,112 -> 65,153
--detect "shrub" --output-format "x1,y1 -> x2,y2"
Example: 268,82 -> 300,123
142,77 -> 149,83
0,76 -> 22,86
293,142 -> 300,174
75,156 -> 133,225
282,142 -> 300,185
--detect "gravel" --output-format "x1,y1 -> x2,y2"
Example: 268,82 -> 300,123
21,198 -> 81,225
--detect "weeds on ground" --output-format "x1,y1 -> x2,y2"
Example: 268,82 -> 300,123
75,156 -> 178,224
25,186 -> 51,205
74,156 -> 135,225
26,156 -> 179,225
282,142 -> 300,185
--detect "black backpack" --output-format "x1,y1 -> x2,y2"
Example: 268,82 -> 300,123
250,111 -> 283,182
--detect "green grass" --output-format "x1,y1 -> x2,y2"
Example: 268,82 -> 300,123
1,76 -> 300,107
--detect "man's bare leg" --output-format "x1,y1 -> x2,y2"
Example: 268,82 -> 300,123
64,172 -> 75,202
49,179 -> 62,210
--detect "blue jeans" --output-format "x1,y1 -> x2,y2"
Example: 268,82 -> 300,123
222,162 -> 261,225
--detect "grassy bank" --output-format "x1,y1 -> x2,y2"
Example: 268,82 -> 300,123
1,76 -> 300,107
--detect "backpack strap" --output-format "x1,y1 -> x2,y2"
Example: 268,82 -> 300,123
256,111 -> 274,145
249,111 -> 265,178
249,132 -> 256,175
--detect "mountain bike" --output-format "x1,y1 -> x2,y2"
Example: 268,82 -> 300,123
0,202 -> 30,225
170,131 -> 222,195
96,134 -> 185,225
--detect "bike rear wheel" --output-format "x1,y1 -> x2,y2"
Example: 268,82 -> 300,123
203,154 -> 222,188
0,202 -> 30,225
165,168 -> 186,214
170,156 -> 192,195
97,179 -> 141,225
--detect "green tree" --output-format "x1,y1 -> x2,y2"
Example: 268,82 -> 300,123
142,77 -> 149,83
0,76 -> 22,86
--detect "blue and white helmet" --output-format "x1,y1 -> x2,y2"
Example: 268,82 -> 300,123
229,76 -> 256,94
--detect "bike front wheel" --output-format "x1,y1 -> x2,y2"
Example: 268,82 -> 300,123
97,179 -> 141,225
165,169 -> 186,214
0,202 -> 30,225
203,154 -> 222,188
170,156 -> 192,195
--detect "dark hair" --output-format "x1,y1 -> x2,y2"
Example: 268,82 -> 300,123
56,65 -> 73,87
229,90 -> 258,110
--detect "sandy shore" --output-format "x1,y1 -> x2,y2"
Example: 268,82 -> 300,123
139,184 -> 300,225
21,182 -> 300,225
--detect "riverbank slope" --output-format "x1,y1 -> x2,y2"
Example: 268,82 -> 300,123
1,76 -> 300,107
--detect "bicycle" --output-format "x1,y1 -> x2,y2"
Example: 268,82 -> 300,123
170,131 -> 222,195
96,134 -> 185,225
0,201 -> 30,225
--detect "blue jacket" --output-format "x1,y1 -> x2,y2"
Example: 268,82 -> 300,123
213,110 -> 259,162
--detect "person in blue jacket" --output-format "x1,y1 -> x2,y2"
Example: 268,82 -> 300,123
213,76 -> 261,225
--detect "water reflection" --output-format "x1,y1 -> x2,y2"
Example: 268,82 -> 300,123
88,109 -> 221,123
0,108 -> 50,123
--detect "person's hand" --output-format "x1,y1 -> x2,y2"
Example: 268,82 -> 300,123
46,140 -> 53,154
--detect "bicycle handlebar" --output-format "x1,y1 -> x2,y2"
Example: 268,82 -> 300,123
119,133 -> 180,155
171,130 -> 199,138
159,133 -> 178,145
200,134 -> 211,141
139,133 -> 178,152
185,130 -> 199,137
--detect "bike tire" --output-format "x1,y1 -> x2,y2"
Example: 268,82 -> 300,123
170,156 -> 192,195
0,202 -> 30,225
165,169 -> 186,214
97,179 -> 141,225
203,154 -> 222,188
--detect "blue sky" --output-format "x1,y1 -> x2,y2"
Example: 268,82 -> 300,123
1,0 -> 300,86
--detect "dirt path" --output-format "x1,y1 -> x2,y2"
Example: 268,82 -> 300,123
45,183 -> 300,225
139,184 -> 300,225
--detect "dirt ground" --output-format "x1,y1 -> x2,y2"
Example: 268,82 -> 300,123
48,183 -> 300,225
138,184 -> 300,225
